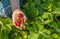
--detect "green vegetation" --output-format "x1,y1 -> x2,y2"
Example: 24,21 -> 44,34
0,0 -> 60,39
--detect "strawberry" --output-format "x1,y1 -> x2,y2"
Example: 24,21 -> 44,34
17,13 -> 23,19
14,21 -> 20,27
14,13 -> 25,28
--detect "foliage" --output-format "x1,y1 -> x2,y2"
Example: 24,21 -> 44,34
0,0 -> 60,39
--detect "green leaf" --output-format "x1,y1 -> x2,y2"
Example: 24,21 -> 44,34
41,29 -> 51,35
42,12 -> 53,20
44,20 -> 52,24
28,32 -> 39,39
30,2 -> 35,8
49,22 -> 58,29
5,24 -> 12,31
27,25 -> 38,33
34,0 -> 41,5
1,30 -> 8,39
30,8 -> 39,18
35,17 -> 44,24
52,34 -> 59,39
38,24 -> 44,31
53,8 -> 60,15
24,3 -> 30,9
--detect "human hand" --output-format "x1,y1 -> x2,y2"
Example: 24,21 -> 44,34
12,9 -> 26,29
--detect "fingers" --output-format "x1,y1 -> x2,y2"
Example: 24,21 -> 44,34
12,9 -> 22,24
12,9 -> 26,29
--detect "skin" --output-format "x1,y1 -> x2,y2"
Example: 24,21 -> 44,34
12,9 -> 26,29
10,0 -> 20,11
10,0 -> 26,29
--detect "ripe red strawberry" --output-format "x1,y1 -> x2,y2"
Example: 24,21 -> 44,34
14,21 -> 20,27
17,13 -> 23,19
14,13 -> 26,29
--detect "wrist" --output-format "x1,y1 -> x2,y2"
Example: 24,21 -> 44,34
10,0 -> 20,12
12,8 -> 20,12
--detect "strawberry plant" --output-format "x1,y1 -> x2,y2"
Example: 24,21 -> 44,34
0,0 -> 60,39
